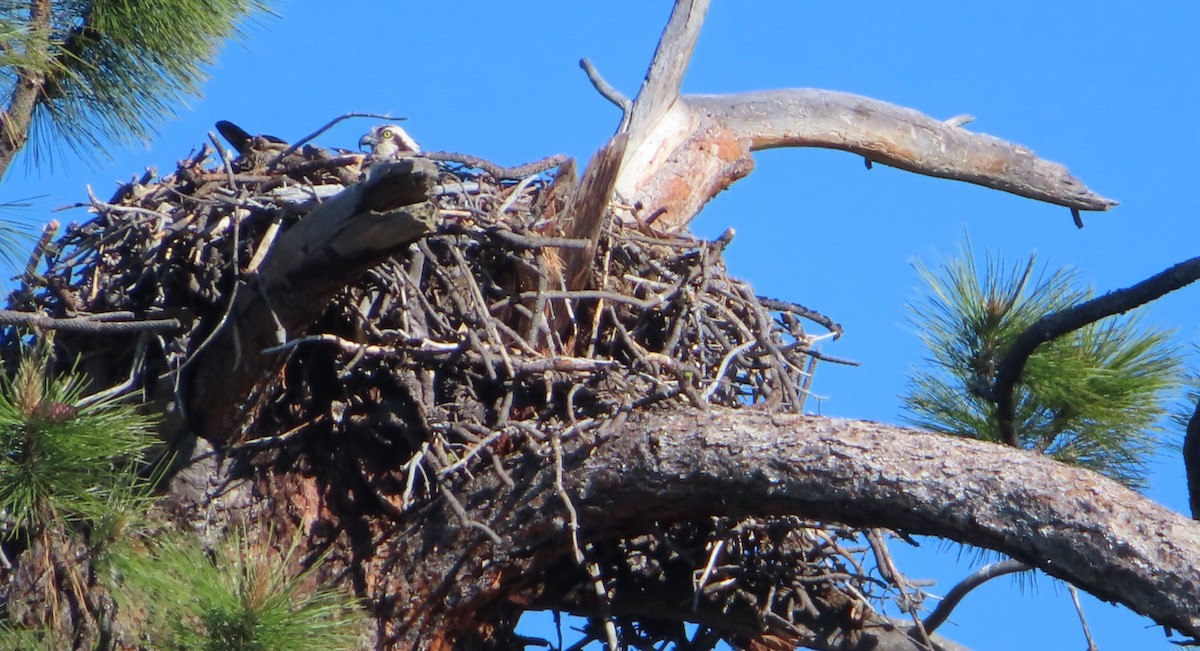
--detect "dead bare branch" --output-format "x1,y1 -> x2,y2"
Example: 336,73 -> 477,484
694,89 -> 1117,211
622,0 -> 710,144
920,559 -> 1029,634
579,58 -> 632,128
0,309 -> 183,333
582,1 -> 1115,232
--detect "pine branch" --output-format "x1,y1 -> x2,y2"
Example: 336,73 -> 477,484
0,0 -> 52,179
991,256 -> 1200,446
32,0 -> 270,163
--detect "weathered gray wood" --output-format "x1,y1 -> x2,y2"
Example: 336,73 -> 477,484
692,89 -> 1116,211
257,159 -> 438,326
561,134 -> 628,290
588,0 -> 1117,232
622,0 -> 709,146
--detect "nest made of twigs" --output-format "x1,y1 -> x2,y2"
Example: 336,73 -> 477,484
5,133 -> 910,648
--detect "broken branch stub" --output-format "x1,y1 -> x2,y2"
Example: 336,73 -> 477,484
192,158 -> 438,444
257,158 -> 439,318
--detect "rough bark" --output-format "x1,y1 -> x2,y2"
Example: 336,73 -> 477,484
237,408 -> 1200,649
568,410 -> 1200,638
0,0 -> 52,180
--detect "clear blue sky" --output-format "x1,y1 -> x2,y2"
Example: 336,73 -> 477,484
7,2 -> 1199,649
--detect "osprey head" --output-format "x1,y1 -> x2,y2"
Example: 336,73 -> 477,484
359,124 -> 421,159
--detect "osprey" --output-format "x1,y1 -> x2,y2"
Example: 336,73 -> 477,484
215,120 -> 287,156
359,124 -> 421,160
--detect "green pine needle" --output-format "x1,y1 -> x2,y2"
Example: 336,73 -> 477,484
113,528 -> 368,651
903,242 -> 1183,489
11,0 -> 272,163
0,345 -> 157,540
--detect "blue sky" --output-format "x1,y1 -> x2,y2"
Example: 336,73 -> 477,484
7,2 -> 1199,649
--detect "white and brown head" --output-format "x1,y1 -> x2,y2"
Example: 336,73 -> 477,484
359,124 -> 421,160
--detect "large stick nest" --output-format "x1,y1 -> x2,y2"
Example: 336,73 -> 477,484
6,131 -> 926,647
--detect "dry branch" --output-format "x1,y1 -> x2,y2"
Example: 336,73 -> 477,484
0,309 -> 183,333
590,0 -> 1115,232
621,0 -> 709,148
919,560 -> 1029,635
697,90 -> 1115,210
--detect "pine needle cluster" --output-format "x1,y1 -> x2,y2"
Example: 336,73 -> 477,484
903,245 -> 1182,488
0,343 -> 364,648
0,343 -> 156,540
113,529 -> 367,651
0,0 -> 269,162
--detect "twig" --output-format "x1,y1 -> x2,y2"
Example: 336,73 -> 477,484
1068,583 -> 1100,651
21,220 -> 57,284
867,530 -> 932,651
702,340 -> 754,402
244,216 -> 281,274
692,539 -> 726,611
580,57 -> 633,130
437,482 -> 502,545
269,111 -> 404,167
494,174 -> 541,216
424,150 -> 567,180
919,559 -> 1029,634
758,295 -> 844,339
438,430 -> 503,478
509,289 -> 657,311
796,347 -> 859,367
487,227 -> 590,250
401,442 -> 430,510
208,131 -> 238,186
75,335 -> 148,408
224,416 -> 324,454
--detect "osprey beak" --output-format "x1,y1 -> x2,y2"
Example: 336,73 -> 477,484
358,134 -> 373,150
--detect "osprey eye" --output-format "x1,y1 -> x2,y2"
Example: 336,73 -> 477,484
381,129 -> 393,139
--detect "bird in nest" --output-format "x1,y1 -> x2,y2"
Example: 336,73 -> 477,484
359,124 -> 421,161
